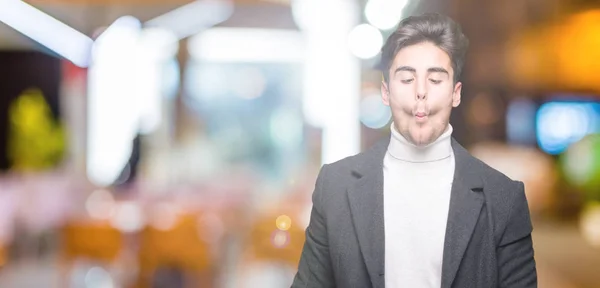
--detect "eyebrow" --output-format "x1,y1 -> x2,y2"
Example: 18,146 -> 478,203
394,66 -> 449,75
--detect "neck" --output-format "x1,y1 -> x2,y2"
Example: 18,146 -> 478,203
387,123 -> 453,163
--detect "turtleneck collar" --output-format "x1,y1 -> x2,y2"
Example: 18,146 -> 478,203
387,122 -> 453,163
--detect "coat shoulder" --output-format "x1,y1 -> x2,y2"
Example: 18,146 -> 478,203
317,139 -> 388,206
468,153 -> 525,220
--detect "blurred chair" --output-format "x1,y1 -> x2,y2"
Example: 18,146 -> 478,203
61,221 -> 123,262
60,220 -> 124,286
135,213 -> 214,288
0,243 -> 6,268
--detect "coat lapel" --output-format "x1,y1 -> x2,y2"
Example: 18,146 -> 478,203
441,139 -> 485,288
347,139 -> 387,288
346,137 -> 484,288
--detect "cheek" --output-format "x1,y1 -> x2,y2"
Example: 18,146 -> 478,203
389,100 -> 413,116
428,89 -> 455,109
387,87 -> 414,107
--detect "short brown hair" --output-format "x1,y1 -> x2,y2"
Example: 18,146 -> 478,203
380,13 -> 469,83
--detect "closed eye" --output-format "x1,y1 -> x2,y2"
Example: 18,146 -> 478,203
429,79 -> 442,84
401,79 -> 414,84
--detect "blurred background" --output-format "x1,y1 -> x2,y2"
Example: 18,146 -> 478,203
0,0 -> 599,287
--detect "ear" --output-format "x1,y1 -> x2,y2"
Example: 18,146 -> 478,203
381,81 -> 390,106
452,81 -> 462,107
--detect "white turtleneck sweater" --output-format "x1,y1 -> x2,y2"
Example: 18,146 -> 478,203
384,123 -> 455,288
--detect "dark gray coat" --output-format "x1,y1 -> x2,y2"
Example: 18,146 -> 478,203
292,138 -> 537,288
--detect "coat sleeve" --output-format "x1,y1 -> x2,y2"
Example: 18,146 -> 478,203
497,181 -> 537,287
291,164 -> 336,288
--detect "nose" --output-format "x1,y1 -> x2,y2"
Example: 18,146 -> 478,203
416,79 -> 427,100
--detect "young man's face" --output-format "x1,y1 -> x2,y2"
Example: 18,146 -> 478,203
381,41 -> 462,147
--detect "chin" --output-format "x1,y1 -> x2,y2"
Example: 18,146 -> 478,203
412,137 -> 433,147
409,127 -> 435,147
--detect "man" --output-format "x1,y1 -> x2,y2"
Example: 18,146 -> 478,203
291,13 -> 537,288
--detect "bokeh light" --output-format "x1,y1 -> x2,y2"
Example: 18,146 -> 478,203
536,102 -> 600,155
84,266 -> 115,288
348,24 -> 383,59
85,189 -> 116,220
580,202 -> 600,248
109,201 -> 144,233
150,202 -> 179,231
271,230 -> 290,248
561,134 -> 600,198
360,93 -> 391,129
364,0 -> 409,30
275,215 -> 292,231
